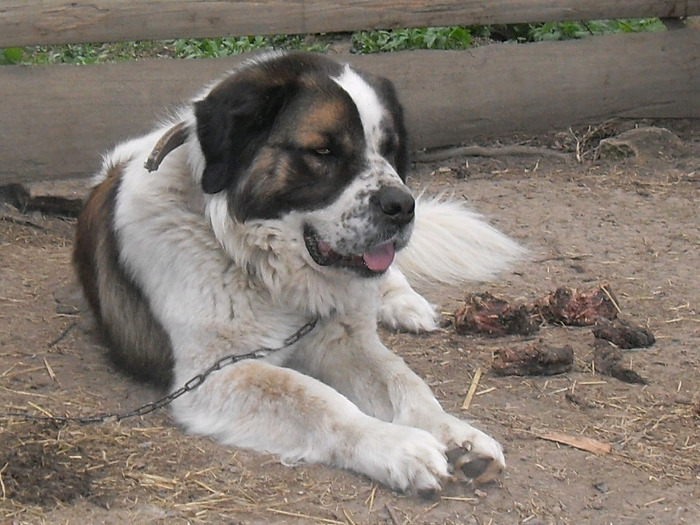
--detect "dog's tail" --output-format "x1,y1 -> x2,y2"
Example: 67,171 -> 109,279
396,195 -> 526,284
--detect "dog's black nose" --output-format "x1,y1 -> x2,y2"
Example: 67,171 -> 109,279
374,186 -> 415,226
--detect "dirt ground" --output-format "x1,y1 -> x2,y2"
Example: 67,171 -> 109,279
1,120 -> 698,524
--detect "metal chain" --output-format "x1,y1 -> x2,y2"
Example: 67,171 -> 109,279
1,317 -> 318,425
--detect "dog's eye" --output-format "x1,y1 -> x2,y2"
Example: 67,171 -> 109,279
315,147 -> 332,156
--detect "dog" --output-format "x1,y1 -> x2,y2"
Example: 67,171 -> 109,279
74,51 -> 523,495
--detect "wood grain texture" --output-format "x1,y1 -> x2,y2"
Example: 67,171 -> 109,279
1,0 -> 697,47
1,29 -> 697,184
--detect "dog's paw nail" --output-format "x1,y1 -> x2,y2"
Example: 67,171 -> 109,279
445,442 -> 504,484
417,486 -> 442,501
460,457 -> 492,480
445,446 -> 468,465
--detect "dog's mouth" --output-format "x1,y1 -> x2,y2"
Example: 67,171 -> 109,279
303,226 -> 396,276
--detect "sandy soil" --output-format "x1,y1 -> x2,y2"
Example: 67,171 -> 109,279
1,121 -> 698,524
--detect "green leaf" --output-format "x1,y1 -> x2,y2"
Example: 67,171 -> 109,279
3,47 -> 23,64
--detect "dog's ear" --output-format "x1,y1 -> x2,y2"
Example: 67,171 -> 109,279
194,79 -> 291,194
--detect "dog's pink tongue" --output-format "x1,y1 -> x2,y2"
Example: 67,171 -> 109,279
362,242 -> 395,272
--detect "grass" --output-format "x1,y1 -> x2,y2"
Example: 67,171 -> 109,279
0,34 -> 330,66
351,26 -> 477,53
1,19 -> 666,65
526,18 -> 665,41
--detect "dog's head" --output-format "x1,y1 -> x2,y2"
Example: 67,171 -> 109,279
193,52 -> 413,277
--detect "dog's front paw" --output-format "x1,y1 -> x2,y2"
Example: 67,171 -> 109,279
377,268 -> 439,332
378,290 -> 439,332
355,423 -> 449,496
434,416 -> 506,485
445,436 -> 505,485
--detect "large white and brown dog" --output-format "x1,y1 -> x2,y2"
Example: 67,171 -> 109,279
74,51 -> 523,495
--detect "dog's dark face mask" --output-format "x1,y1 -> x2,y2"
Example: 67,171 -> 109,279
192,53 -> 410,225
165,52 -> 413,277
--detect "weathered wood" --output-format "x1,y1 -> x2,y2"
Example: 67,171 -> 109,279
1,0 -> 697,47
0,29 -> 697,184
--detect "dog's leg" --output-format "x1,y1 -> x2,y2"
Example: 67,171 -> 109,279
377,268 -> 439,332
289,331 -> 505,485
172,359 -> 450,495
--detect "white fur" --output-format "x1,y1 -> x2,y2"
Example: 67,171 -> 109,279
85,54 -> 519,494
397,195 -> 526,284
376,196 -> 525,332
378,268 -> 439,332
333,65 -> 386,153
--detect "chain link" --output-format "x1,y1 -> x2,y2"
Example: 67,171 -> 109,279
1,318 -> 318,425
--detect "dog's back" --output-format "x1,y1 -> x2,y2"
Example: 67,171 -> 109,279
74,162 -> 174,386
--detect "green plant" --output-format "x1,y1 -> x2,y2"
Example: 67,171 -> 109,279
351,26 -> 472,54
172,34 -> 328,59
1,47 -> 23,64
528,19 -> 665,41
0,35 -> 328,66
1,18 -> 666,66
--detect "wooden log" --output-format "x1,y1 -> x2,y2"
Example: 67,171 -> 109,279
1,0 -> 697,47
0,29 -> 697,184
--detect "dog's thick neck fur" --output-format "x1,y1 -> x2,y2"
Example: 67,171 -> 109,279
183,133 -> 380,321
164,56 -> 398,320
116,117 -> 380,325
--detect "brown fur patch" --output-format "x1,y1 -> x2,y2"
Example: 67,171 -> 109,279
74,165 -> 174,387
296,100 -> 349,150
232,362 -> 341,426
245,149 -> 293,201
73,166 -> 121,317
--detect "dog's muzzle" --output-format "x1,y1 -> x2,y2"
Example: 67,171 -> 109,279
304,185 -> 415,277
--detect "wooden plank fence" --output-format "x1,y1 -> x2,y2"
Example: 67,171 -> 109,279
1,1 -> 695,47
0,1 -> 698,184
